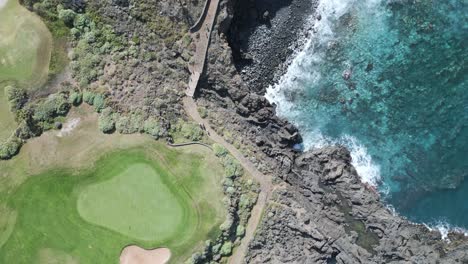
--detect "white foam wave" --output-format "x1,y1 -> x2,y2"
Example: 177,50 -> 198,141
299,131 -> 382,187
424,221 -> 468,241
340,135 -> 381,186
265,0 -> 385,186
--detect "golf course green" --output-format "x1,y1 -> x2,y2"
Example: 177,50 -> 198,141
77,163 -> 186,242
0,144 -> 226,263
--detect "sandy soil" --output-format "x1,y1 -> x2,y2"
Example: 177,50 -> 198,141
56,118 -> 81,137
120,246 -> 171,264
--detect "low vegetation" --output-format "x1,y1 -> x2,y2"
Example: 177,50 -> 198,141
0,136 -> 22,160
186,144 -> 260,264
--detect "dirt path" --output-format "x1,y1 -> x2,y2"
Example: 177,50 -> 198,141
186,0 -> 220,97
184,0 -> 271,261
183,97 -> 272,264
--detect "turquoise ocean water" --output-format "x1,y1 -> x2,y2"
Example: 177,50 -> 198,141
266,0 -> 467,230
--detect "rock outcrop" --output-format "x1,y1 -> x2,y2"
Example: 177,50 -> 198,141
194,0 -> 468,263
247,147 -> 468,263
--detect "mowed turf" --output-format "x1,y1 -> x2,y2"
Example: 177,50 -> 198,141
0,144 -> 225,264
77,163 -> 185,241
0,0 -> 53,142
0,0 -> 52,86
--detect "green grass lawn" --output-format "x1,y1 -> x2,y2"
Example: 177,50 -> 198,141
0,145 -> 225,264
0,0 -> 52,86
0,0 -> 53,142
77,163 -> 185,241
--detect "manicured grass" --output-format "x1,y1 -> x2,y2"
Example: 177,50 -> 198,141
0,144 -> 225,263
0,0 -> 52,87
77,163 -> 185,241
0,0 -> 53,142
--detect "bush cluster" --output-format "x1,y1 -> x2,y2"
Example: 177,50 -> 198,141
33,93 -> 71,123
198,107 -> 208,118
143,118 -> 161,139
222,155 -> 244,178
116,113 -> 143,134
181,123 -> 203,141
213,144 -> 228,157
92,94 -> 105,112
69,91 -> 82,106
98,107 -> 116,133
0,136 -> 22,160
4,85 -> 28,112
82,91 -> 95,105
186,146 -> 259,264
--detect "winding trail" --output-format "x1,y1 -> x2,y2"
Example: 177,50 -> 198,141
186,0 -> 220,97
185,0 -> 272,261
183,97 -> 272,264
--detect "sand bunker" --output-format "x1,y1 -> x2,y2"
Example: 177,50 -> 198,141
120,246 -> 171,264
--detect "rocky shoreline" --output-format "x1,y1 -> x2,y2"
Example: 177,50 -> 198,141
195,0 -> 468,263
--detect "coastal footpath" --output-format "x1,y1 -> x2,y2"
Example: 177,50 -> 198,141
193,0 -> 468,263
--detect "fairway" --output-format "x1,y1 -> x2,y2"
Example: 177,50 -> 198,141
0,0 -> 52,86
78,163 -> 185,241
0,124 -> 226,264
0,0 -> 53,142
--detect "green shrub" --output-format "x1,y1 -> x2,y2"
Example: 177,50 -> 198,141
93,94 -> 105,112
73,14 -> 91,32
212,243 -> 221,254
181,123 -> 203,141
98,108 -> 116,133
236,225 -> 245,237
4,85 -> 27,112
198,107 -> 208,118
58,8 -> 76,27
213,144 -> 228,157
222,155 -> 244,178
54,95 -> 70,116
33,94 -> 70,122
16,121 -> 41,140
0,137 -> 22,160
82,91 -> 95,105
116,114 -> 142,134
143,118 -> 161,139
220,242 -> 233,256
219,215 -> 233,231
69,92 -> 82,106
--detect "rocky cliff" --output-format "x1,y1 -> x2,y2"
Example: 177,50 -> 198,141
194,0 -> 468,263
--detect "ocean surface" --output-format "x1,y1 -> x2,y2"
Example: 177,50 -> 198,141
266,0 -> 468,230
